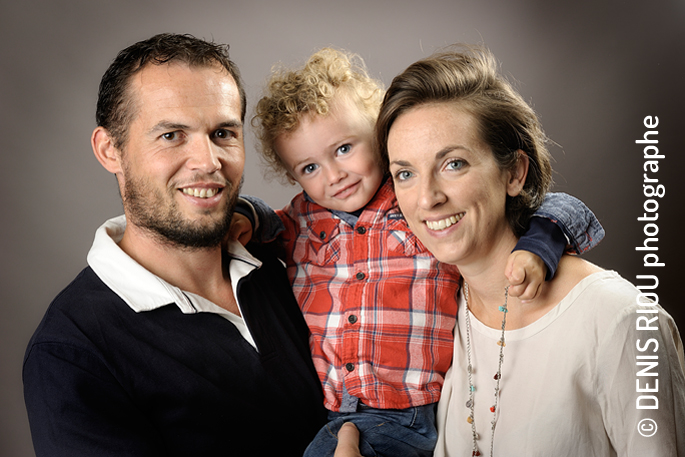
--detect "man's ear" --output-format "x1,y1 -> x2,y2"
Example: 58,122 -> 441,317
92,126 -> 122,174
506,150 -> 529,197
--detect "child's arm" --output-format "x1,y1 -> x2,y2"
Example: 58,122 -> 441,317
532,192 -> 605,256
237,195 -> 290,243
226,210 -> 255,246
232,195 -> 287,243
507,192 -> 605,300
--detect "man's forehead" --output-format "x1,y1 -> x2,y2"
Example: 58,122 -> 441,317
127,62 -> 241,121
132,62 -> 236,93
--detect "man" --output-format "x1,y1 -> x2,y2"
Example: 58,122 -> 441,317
23,33 -> 326,456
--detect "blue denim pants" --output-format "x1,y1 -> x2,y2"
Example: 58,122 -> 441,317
302,403 -> 437,457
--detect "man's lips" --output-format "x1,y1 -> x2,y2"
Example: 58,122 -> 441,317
181,187 -> 220,198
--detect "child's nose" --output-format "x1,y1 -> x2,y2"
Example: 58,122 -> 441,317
326,165 -> 347,184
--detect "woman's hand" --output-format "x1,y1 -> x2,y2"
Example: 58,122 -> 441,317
334,423 -> 363,457
505,250 -> 546,301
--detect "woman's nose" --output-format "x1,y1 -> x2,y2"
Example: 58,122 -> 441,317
417,177 -> 446,209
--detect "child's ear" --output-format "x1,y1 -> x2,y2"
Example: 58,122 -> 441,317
285,171 -> 299,187
506,150 -> 529,197
91,126 -> 123,174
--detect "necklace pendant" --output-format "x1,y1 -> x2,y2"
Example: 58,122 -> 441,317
464,283 -> 509,457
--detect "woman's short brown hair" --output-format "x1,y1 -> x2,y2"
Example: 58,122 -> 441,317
376,45 -> 553,236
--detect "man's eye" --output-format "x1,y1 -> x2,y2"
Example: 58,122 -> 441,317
302,164 -> 319,174
336,144 -> 351,155
162,132 -> 179,141
214,129 -> 233,139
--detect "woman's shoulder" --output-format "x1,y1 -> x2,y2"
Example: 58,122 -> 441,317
552,256 -> 643,313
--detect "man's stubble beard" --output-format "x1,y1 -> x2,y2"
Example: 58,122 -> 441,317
122,173 -> 241,250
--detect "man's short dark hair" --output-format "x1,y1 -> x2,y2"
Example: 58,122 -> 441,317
96,33 -> 246,149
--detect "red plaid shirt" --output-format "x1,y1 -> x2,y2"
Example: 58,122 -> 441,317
277,179 -> 460,411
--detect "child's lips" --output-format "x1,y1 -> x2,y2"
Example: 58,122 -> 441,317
333,181 -> 360,199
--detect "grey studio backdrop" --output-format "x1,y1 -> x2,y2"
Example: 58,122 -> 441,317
1,0 -> 683,455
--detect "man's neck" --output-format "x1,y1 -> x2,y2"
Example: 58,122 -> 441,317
118,224 -> 239,315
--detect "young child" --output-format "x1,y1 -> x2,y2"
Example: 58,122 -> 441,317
238,48 -> 604,456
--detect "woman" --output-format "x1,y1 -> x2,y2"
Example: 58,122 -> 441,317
369,46 -> 685,456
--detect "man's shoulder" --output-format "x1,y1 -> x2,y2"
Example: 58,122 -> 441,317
28,267 -> 127,346
51,266 -> 120,309
243,239 -> 280,262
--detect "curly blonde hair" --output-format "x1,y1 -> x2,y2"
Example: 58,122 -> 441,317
252,47 -> 384,184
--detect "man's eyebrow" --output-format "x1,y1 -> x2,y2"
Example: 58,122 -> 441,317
148,121 -> 189,135
217,120 -> 243,129
147,120 -> 243,135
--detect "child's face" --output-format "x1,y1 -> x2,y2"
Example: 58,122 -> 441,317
275,96 -> 385,213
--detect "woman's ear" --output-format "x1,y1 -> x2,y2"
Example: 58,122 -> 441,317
91,126 -> 123,174
507,150 -> 529,197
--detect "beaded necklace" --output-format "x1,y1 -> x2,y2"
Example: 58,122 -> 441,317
463,283 -> 509,457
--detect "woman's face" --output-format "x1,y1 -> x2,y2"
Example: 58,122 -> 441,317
387,102 -> 524,266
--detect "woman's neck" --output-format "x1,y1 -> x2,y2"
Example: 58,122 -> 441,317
457,232 -> 512,319
459,233 -> 546,330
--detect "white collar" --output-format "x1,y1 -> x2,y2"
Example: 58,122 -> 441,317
87,215 -> 260,347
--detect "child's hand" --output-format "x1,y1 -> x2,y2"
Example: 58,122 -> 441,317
225,213 -> 253,247
505,250 -> 547,301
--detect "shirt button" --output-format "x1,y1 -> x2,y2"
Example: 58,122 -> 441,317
345,363 -> 355,372
319,231 -> 326,240
356,226 -> 366,234
348,314 -> 358,324
355,272 -> 365,280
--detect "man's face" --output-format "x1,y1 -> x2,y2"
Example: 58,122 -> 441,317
116,62 -> 245,249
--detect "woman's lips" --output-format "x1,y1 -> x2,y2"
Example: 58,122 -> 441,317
425,213 -> 464,231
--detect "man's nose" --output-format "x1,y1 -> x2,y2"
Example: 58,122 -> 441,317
187,137 -> 221,173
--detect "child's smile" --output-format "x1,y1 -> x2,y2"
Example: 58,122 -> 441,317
275,95 -> 385,213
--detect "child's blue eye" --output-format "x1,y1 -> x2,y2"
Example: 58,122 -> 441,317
336,144 -> 352,155
302,163 -> 319,174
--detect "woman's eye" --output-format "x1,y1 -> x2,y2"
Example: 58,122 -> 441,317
336,144 -> 352,155
446,159 -> 465,171
302,163 -> 319,174
394,170 -> 414,182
